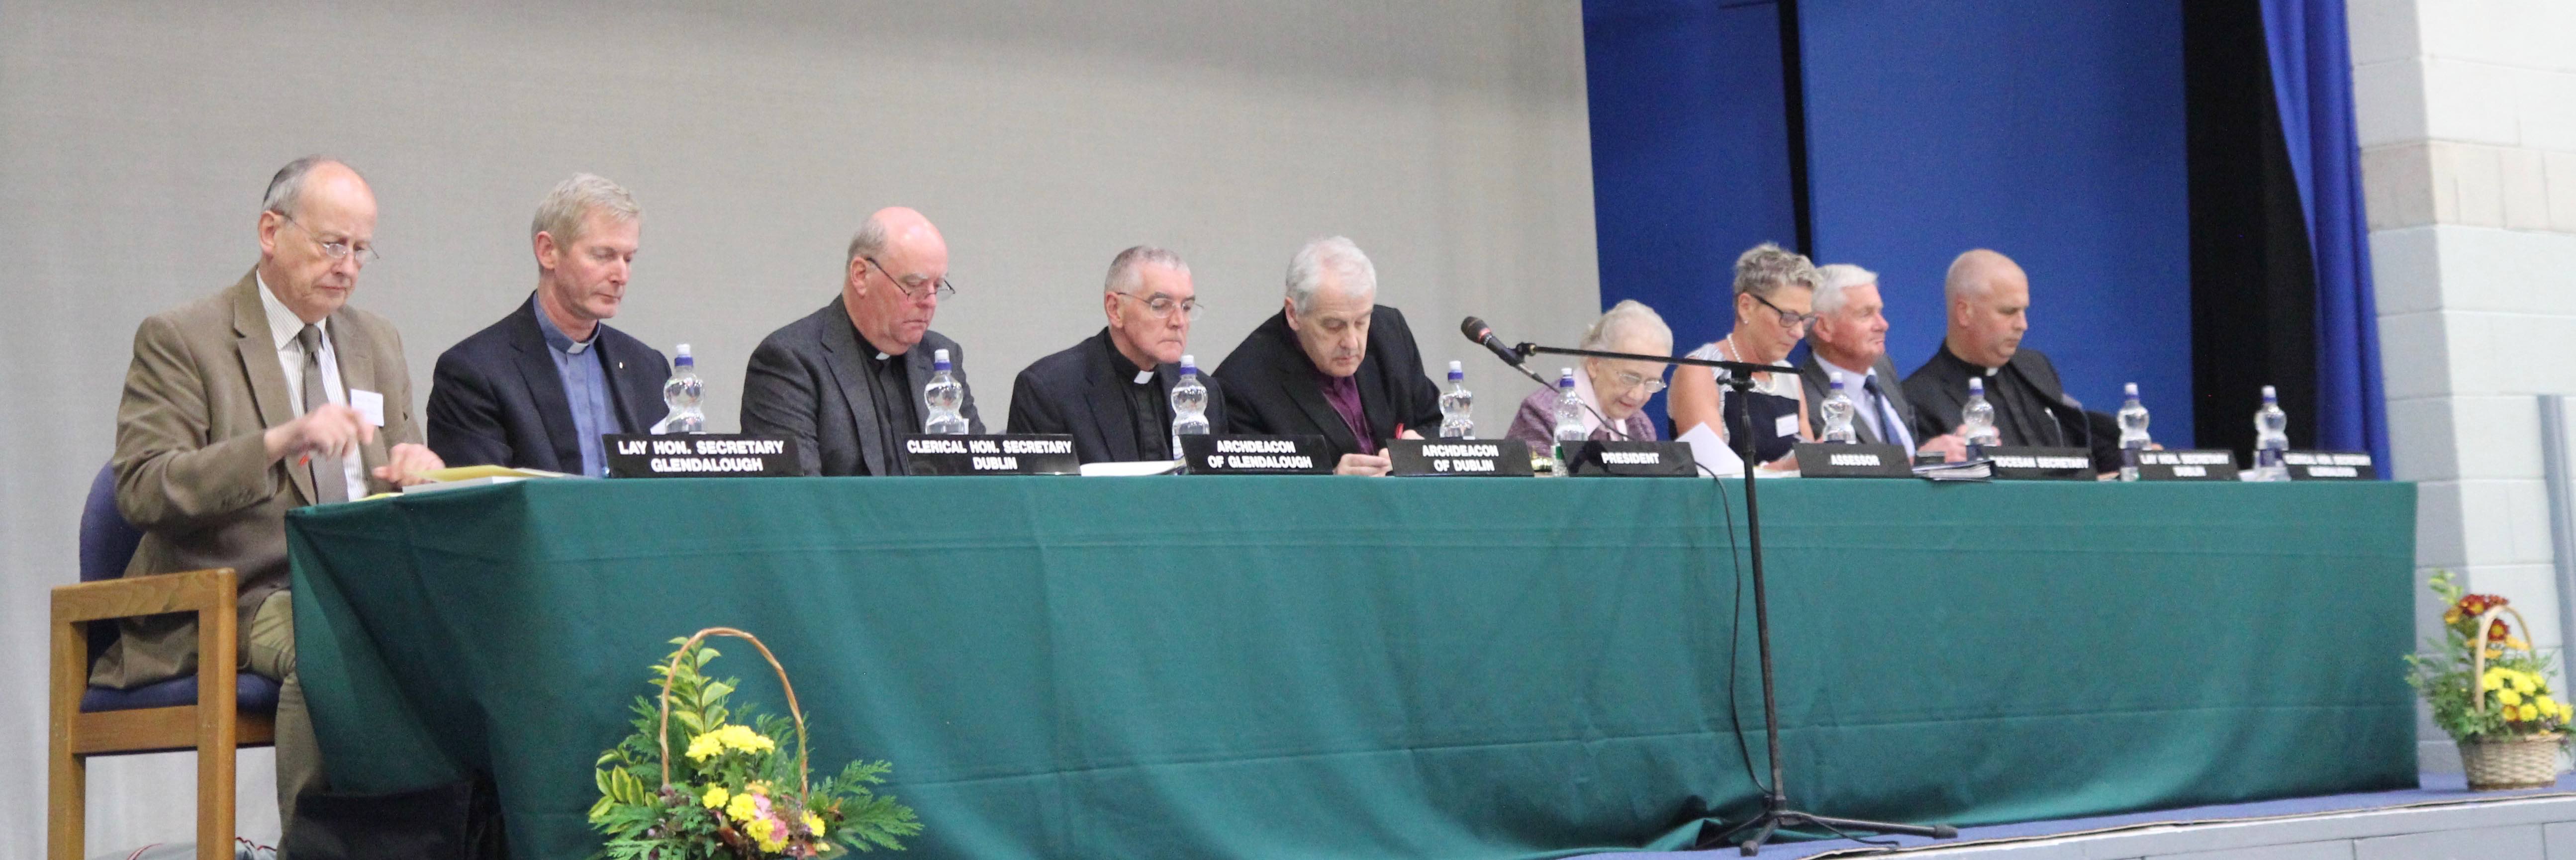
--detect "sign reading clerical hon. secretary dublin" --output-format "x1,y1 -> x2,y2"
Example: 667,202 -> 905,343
603,434 -> 801,478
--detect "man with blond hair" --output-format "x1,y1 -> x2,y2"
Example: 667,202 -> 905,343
427,174 -> 670,475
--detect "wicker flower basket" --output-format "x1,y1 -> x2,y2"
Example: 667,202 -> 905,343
2462,732 -> 2563,790
2462,605 -> 2567,790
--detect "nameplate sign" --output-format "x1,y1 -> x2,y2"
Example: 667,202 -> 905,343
1791,443 -> 1914,478
1180,435 -> 1334,475
2284,450 -> 2377,480
1563,440 -> 1698,478
1388,438 -> 1534,477
604,434 -> 800,478
902,434 -> 1078,476
1983,446 -> 2094,481
2137,449 -> 2240,481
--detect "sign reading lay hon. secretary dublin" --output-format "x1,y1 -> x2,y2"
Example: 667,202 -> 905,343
603,434 -> 801,478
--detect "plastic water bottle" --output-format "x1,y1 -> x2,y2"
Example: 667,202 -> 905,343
2116,382 -> 2151,481
2253,384 -> 2290,481
1438,361 -> 1474,439
1551,368 -> 1586,466
923,348 -> 969,434
1819,377 -> 1856,443
649,343 -> 704,434
1168,354 -> 1209,457
1961,377 -> 2000,456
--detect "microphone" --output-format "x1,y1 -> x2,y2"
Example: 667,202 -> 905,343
1460,316 -> 1526,368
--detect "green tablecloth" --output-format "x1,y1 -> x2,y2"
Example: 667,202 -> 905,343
289,477 -> 2417,860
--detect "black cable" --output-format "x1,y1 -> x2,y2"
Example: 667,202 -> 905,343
1695,460 -> 1768,796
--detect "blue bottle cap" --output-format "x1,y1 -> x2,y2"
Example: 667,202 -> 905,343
933,347 -> 952,372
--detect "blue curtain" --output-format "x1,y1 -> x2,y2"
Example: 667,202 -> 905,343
2261,0 -> 2391,469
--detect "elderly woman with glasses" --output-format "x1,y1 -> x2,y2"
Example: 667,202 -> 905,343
1666,243 -> 1819,469
1506,299 -> 1673,446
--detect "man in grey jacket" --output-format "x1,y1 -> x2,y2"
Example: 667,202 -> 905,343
741,206 -> 983,476
1796,263 -> 1966,460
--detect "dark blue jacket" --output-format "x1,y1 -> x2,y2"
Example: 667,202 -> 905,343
425,295 -> 670,473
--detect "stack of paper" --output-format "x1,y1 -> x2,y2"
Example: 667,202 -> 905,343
1911,459 -> 1993,481
400,465 -> 575,493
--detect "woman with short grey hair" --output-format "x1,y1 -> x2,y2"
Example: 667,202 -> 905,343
1505,299 -> 1673,445
1664,242 -> 1820,469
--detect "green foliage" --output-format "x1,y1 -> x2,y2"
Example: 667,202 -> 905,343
2405,571 -> 2574,745
589,637 -> 923,858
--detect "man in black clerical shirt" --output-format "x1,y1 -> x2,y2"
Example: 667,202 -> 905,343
1902,248 -> 2120,472
1214,236 -> 1441,476
1008,246 -> 1229,463
741,206 -> 983,476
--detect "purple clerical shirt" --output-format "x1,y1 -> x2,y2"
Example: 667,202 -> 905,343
1318,371 -> 1374,452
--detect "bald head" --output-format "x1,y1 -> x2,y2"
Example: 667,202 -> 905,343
1942,248 -> 2029,368
842,206 -> 952,354
255,158 -> 378,324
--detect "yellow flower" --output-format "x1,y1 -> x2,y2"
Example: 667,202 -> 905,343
2514,673 -> 2538,693
701,785 -> 729,809
2500,688 -> 2525,706
2484,673 -> 2506,691
2521,704 -> 2542,722
726,791 -> 759,823
685,731 -> 725,762
752,817 -> 789,853
803,810 -> 827,839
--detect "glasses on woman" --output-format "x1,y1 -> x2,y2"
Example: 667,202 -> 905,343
1609,371 -> 1667,395
1749,291 -> 1816,331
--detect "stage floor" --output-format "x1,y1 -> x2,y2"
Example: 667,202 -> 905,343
1582,773 -> 2576,859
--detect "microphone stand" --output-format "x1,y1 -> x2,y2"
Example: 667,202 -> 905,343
1516,342 -> 1959,856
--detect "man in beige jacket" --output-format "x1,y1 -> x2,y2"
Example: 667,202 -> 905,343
99,156 -> 443,838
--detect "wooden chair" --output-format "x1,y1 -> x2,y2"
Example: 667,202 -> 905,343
50,464 -> 277,860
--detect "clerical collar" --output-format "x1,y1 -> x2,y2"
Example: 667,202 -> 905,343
531,294 -> 598,355
1097,330 -> 1158,385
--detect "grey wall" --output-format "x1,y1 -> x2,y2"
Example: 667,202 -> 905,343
0,1 -> 1603,853
2345,0 -> 2576,770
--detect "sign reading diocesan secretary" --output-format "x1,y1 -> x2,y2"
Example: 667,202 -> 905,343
603,434 -> 802,478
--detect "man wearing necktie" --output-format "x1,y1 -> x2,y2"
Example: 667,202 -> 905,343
103,157 -> 444,843
1795,264 -> 1966,461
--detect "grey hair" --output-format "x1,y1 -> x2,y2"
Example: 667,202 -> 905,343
262,155 -> 357,217
847,216 -> 889,266
1811,263 -> 1878,317
531,173 -> 641,245
1103,245 -> 1190,294
1579,299 -> 1674,354
1732,242 -> 1820,300
1283,236 -> 1377,315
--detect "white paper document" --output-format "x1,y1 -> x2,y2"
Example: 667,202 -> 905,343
1676,423 -> 1744,478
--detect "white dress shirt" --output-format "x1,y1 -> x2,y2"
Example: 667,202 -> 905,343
1817,356 -> 1916,452
258,275 -> 370,501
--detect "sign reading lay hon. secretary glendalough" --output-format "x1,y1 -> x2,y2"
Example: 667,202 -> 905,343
603,434 -> 801,478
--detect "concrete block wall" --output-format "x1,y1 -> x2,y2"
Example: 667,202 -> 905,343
2348,0 -> 2576,770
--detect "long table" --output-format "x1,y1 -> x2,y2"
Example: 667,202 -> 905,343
289,477 -> 2417,859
